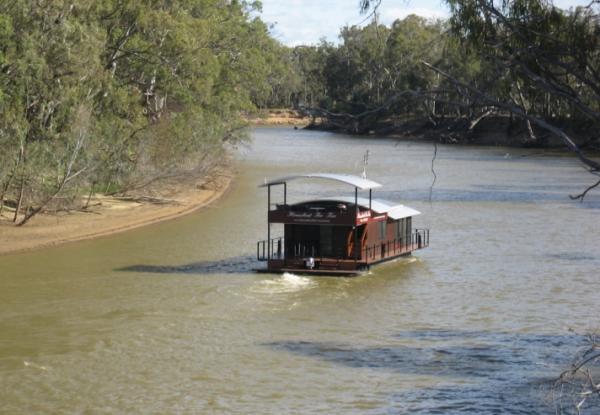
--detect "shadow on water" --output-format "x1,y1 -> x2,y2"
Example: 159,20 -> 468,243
381,188 -> 600,206
545,252 -> 598,262
266,328 -> 586,414
118,255 -> 427,278
117,255 -> 259,275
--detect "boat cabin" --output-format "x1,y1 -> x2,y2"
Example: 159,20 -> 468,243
256,173 -> 429,275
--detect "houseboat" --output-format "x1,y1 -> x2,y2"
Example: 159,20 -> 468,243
256,173 -> 429,275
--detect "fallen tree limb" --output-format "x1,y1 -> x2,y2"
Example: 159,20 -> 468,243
303,89 -> 449,134
569,178 -> 600,201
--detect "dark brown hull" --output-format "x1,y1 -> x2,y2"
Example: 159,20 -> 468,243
256,249 -> 418,276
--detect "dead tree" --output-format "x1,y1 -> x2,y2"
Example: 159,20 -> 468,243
16,130 -> 89,226
553,334 -> 600,414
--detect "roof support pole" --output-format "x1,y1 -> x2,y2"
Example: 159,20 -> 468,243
369,189 -> 372,210
354,187 -> 358,262
267,184 -> 271,262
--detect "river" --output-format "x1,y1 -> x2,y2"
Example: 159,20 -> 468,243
0,127 -> 598,414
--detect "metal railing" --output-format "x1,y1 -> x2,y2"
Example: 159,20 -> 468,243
257,238 -> 320,261
257,229 -> 429,262
362,229 -> 429,262
257,237 -> 284,261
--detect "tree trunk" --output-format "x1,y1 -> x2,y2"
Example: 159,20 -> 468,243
0,173 -> 14,216
16,204 -> 44,226
13,175 -> 25,223
2,143 -> 24,217
468,109 -> 495,132
83,182 -> 95,209
524,119 -> 536,142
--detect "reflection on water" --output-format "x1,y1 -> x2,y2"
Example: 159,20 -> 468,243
0,127 -> 599,414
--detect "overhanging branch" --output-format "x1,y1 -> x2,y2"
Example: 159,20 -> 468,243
422,60 -> 600,173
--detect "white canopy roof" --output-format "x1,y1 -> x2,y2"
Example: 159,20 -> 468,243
294,196 -> 421,220
259,173 -> 382,190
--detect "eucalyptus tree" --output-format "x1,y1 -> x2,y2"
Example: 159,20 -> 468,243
0,0 -> 283,225
292,44 -> 331,108
439,0 -> 600,196
356,0 -> 599,198
0,1 -> 106,225
303,15 -> 471,133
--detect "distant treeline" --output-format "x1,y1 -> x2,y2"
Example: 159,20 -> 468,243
261,1 -> 600,153
0,0 -> 286,225
2,1 -> 599,224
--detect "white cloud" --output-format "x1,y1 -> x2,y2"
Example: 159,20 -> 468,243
553,0 -> 593,9
259,0 -> 592,46
259,0 -> 451,45
381,6 -> 449,23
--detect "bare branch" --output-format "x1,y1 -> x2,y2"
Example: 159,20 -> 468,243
570,178 -> 600,201
429,141 -> 437,206
422,61 -> 600,173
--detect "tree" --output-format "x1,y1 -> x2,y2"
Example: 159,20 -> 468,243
297,15 -> 474,134
0,0 -> 282,224
439,0 -> 600,197
553,335 -> 600,414
353,0 -> 599,198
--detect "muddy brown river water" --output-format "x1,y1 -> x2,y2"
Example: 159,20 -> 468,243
0,127 -> 599,414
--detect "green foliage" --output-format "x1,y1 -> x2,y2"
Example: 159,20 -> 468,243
257,15 -> 463,115
276,1 -> 599,148
445,0 -> 600,126
275,15 -> 473,118
0,0 -> 280,223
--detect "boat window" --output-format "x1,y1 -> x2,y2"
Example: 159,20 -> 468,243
379,221 -> 386,240
320,226 -> 333,256
395,218 -> 411,242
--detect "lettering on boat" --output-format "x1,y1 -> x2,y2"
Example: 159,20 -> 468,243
287,211 -> 337,223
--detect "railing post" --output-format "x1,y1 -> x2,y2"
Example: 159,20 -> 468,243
354,187 -> 358,262
267,185 -> 271,260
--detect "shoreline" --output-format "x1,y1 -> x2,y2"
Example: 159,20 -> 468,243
0,168 -> 234,256
247,109 -> 311,126
253,110 -> 599,150
320,120 -> 599,150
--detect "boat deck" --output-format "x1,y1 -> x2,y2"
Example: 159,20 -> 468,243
254,267 -> 363,276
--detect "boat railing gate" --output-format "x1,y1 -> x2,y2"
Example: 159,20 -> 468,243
362,229 -> 429,261
257,238 -> 321,262
257,237 -> 284,261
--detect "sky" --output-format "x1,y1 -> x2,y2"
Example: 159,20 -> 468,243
258,0 -> 595,46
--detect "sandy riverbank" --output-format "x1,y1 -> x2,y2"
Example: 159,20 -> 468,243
247,109 -> 312,126
0,168 -> 233,256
